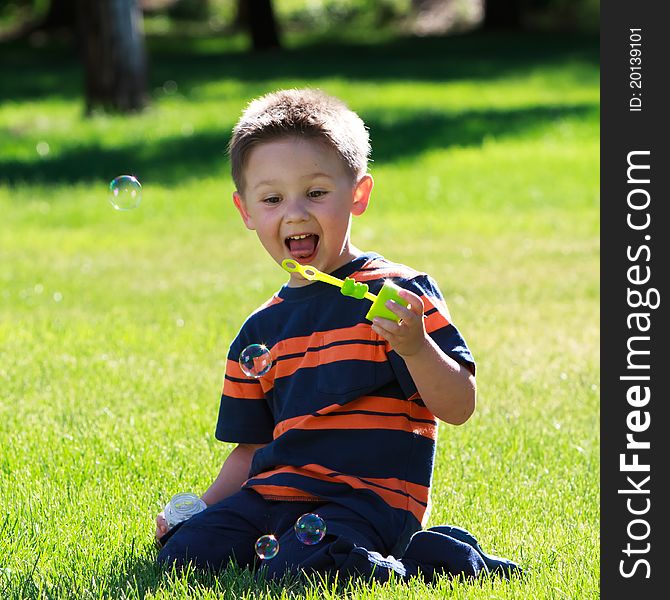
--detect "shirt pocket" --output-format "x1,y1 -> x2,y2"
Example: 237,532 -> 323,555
316,324 -> 384,396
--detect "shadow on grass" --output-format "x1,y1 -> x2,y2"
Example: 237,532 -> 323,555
0,102 -> 597,187
148,31 -> 599,94
95,549 -> 320,599
0,549 -> 294,599
90,549 -> 515,599
0,30 -> 598,104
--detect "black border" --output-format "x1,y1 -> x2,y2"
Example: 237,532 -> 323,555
601,2 -> 670,595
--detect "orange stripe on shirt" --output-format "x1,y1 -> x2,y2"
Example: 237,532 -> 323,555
353,269 -> 418,283
248,463 -> 428,523
424,311 -> 449,335
353,258 -> 421,282
340,395 -> 434,418
273,395 -> 437,440
359,473 -> 430,508
222,376 -> 265,400
245,484 -> 321,502
311,341 -> 386,366
421,294 -> 451,322
276,323 -> 375,357
271,325 -> 387,382
255,464 -> 431,507
274,413 -> 437,440
224,356 -> 275,398
226,357 -> 248,380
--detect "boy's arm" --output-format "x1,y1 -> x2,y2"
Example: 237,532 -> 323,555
400,334 -> 476,425
156,442 -> 265,541
200,442 -> 266,506
371,288 -> 476,426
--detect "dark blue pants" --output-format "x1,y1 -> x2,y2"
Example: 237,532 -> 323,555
157,489 -> 504,583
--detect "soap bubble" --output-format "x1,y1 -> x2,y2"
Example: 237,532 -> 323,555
255,534 -> 279,560
109,175 -> 142,210
294,513 -> 326,545
239,344 -> 272,378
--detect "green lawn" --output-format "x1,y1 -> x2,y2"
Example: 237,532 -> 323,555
0,30 -> 599,599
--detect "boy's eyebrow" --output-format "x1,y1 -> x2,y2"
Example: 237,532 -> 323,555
304,172 -> 335,180
250,179 -> 278,191
250,173 -> 335,191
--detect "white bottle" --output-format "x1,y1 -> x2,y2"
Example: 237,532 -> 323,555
163,492 -> 207,530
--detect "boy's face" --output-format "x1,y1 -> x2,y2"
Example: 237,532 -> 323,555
233,136 -> 373,286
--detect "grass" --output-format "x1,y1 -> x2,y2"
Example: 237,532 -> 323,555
0,28 -> 599,599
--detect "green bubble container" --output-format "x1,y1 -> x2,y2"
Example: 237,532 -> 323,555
365,280 -> 409,322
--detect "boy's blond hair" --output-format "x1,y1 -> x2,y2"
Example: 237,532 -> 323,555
228,88 -> 370,192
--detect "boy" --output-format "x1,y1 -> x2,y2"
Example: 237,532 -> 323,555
156,88 -> 518,582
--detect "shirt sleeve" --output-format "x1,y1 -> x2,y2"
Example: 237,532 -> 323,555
215,330 -> 275,444
387,274 -> 476,400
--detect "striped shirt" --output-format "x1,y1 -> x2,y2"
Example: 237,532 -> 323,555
216,252 -> 475,555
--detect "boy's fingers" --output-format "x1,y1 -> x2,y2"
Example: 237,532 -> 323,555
156,513 -> 168,537
372,317 -> 394,332
372,319 -> 400,337
385,300 -> 418,324
397,289 -> 424,312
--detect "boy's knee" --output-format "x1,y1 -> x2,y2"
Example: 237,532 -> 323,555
259,533 -> 350,581
157,526 -> 225,572
157,538 -> 191,570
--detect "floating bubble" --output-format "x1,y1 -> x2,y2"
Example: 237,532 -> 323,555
255,534 -> 279,560
294,513 -> 326,545
109,175 -> 142,210
36,141 -> 50,157
239,344 -> 272,378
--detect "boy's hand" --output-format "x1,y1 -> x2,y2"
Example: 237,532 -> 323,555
155,511 -> 169,544
371,288 -> 427,357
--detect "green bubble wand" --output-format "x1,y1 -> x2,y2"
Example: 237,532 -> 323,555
281,259 -> 409,323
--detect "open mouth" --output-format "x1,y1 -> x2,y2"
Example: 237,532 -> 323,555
285,233 -> 320,263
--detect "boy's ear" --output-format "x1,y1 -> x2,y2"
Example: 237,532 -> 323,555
233,192 -> 255,230
351,174 -> 373,216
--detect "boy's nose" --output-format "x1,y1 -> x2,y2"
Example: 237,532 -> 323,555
283,197 -> 310,223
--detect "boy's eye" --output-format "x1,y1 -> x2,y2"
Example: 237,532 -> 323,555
307,190 -> 326,198
263,196 -> 281,204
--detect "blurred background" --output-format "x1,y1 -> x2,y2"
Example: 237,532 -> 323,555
0,0 -> 599,116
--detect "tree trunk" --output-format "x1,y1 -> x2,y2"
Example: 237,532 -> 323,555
237,0 -> 281,51
77,0 -> 149,114
483,0 -> 524,29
